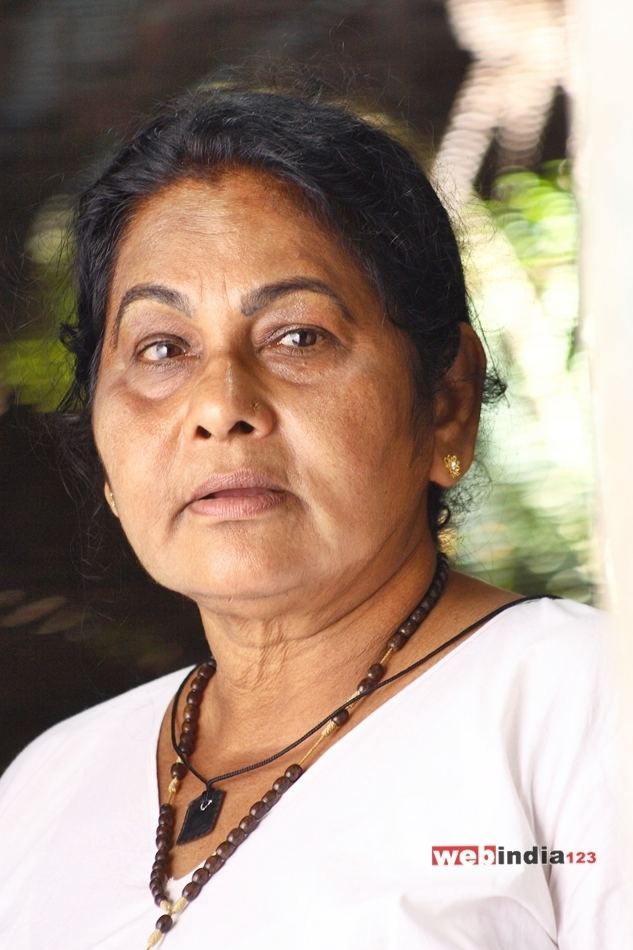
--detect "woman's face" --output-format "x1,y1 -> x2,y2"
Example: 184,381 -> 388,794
92,171 -> 438,615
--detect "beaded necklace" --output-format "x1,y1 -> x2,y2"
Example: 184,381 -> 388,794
146,554 -> 451,947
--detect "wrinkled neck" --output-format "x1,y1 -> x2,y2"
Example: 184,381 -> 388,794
193,534 -> 441,759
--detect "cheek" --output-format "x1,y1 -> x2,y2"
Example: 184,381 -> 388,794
290,366 -> 429,518
92,382 -> 179,502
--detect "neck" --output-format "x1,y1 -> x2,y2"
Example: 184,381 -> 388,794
194,535 -> 442,761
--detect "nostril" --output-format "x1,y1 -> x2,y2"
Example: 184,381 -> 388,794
234,420 -> 255,434
194,420 -> 255,439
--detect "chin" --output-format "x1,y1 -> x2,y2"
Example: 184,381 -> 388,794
145,547 -> 311,608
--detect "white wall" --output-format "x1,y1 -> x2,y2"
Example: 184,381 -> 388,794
573,0 -> 633,864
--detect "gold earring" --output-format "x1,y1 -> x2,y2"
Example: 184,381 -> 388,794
443,454 -> 461,480
106,487 -> 118,517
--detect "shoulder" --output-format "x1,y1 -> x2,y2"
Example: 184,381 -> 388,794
0,665 -> 190,802
425,596 -> 619,761
472,597 -> 616,716
466,597 -> 620,768
471,595 -> 611,681
445,572 -> 609,691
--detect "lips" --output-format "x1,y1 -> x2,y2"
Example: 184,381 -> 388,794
184,469 -> 288,520
190,469 -> 285,504
203,487 -> 273,499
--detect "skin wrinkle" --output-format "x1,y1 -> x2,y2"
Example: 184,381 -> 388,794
91,169 -> 498,791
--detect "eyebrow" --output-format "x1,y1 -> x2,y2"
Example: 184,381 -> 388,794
240,277 -> 355,323
110,276 -> 355,346
111,283 -> 192,347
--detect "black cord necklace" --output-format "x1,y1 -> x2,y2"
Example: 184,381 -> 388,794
171,581 -> 549,795
170,554 -> 451,843
168,558 -> 556,847
148,570 -> 559,946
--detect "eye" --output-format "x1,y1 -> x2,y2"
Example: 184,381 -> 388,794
136,338 -> 187,363
276,328 -> 322,349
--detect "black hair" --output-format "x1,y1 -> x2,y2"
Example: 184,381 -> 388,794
57,80 -> 504,544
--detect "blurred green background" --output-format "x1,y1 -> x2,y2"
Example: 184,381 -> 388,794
1,0 -> 591,770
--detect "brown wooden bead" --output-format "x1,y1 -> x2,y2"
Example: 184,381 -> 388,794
182,882 -> 201,901
285,764 -> 303,782
156,914 -> 173,933
239,814 -> 259,834
197,663 -> 214,679
410,608 -> 424,623
159,803 -> 174,816
185,691 -> 202,707
180,721 -> 197,736
227,827 -> 247,846
192,867 -> 210,885
183,707 -> 199,723
248,802 -> 270,821
366,663 -> 385,682
272,775 -> 292,794
189,679 -> 205,693
399,619 -> 418,637
249,800 -> 269,820
203,855 -> 224,875
170,761 -> 187,781
387,631 -> 407,651
356,677 -> 374,695
178,735 -> 194,756
215,840 -> 236,860
155,831 -> 171,848
261,789 -> 279,807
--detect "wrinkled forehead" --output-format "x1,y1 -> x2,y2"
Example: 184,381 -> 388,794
106,169 -> 380,320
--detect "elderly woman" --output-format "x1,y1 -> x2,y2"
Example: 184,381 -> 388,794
0,85 -> 629,949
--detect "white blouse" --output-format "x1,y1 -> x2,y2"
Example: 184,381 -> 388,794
1,597 -> 630,949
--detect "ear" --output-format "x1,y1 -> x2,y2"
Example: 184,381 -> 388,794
428,323 -> 486,487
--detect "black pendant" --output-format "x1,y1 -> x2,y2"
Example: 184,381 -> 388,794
176,786 -> 226,845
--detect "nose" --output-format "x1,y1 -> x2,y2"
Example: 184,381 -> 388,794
186,357 -> 276,442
